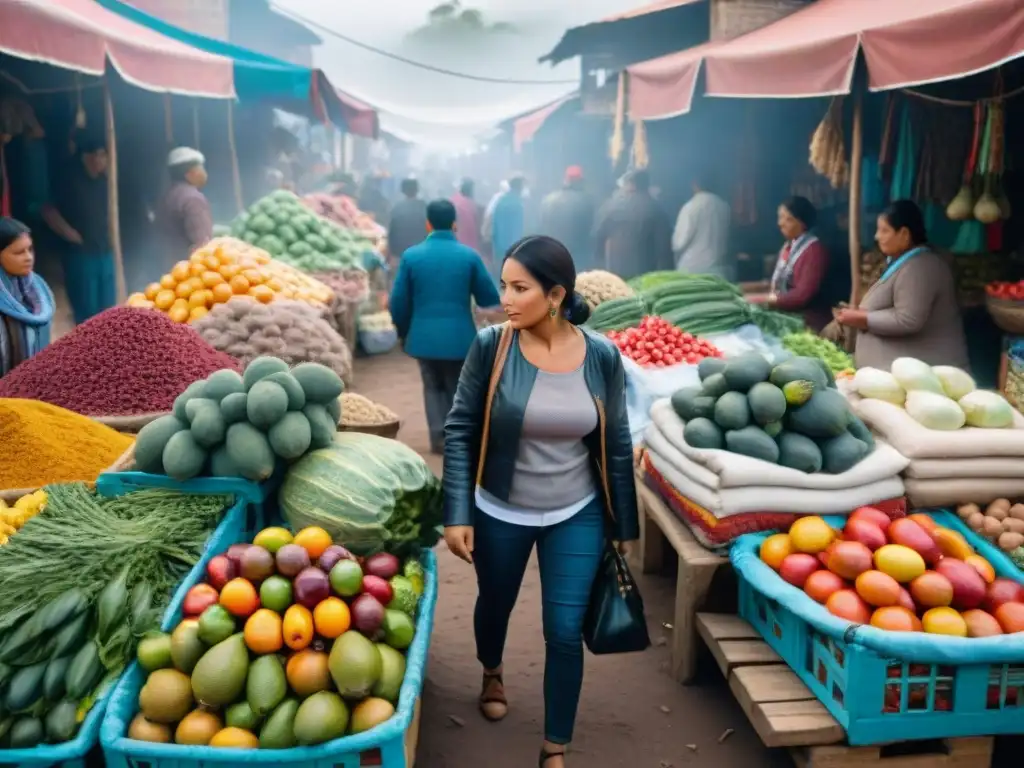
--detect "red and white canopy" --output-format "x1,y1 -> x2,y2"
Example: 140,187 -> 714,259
629,0 -> 1024,120
1,0 -> 234,98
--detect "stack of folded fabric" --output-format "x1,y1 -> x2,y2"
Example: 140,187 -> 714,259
850,395 -> 1024,508
643,399 -> 909,548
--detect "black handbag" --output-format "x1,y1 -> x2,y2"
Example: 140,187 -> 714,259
583,539 -> 651,655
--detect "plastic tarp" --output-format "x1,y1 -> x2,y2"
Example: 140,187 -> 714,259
512,92 -> 578,151
629,0 -> 1024,120
625,324 -> 786,444
0,0 -> 234,97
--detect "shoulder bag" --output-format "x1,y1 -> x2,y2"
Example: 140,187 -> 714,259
477,324 -> 650,656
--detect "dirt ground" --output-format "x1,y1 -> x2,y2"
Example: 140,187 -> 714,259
351,350 -> 784,768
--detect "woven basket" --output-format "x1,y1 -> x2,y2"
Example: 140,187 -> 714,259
0,443 -> 135,504
92,411 -> 169,434
986,296 -> 1024,335
338,420 -> 401,440
105,442 -> 138,474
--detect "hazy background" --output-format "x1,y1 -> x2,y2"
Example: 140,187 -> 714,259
272,0 -> 643,147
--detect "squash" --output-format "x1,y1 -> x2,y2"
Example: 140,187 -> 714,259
697,357 -> 728,382
725,426 -> 780,464
714,392 -> 752,431
722,353 -> 772,392
701,373 -> 729,399
669,386 -> 703,421
819,431 -> 868,474
785,389 -> 851,438
777,431 -> 823,473
684,418 -> 724,450
747,382 -> 787,425
770,358 -> 829,391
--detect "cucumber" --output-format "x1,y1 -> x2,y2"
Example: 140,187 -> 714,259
96,568 -> 130,642
5,661 -> 47,712
65,641 -> 103,700
51,613 -> 90,659
0,614 -> 43,663
34,590 -> 88,633
8,716 -> 44,748
44,700 -> 79,743
43,656 -> 72,701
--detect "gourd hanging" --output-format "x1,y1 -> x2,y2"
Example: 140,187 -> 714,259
973,103 -> 1000,225
947,102 -> 982,221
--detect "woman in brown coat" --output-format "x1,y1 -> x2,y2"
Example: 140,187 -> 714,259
836,200 -> 969,371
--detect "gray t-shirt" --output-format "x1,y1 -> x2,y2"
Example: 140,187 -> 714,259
506,366 -> 598,510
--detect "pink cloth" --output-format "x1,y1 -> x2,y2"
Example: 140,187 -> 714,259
450,192 -> 481,252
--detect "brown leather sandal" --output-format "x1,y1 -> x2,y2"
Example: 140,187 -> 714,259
478,670 -> 508,722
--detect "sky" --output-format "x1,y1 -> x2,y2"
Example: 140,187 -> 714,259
271,0 -> 645,148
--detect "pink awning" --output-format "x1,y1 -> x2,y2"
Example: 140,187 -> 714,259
600,0 -> 703,22
629,0 -> 1024,120
333,88 -> 379,140
513,93 -> 577,151
0,0 -> 234,98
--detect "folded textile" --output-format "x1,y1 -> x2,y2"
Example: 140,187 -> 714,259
849,395 -> 1024,459
904,456 -> 1024,480
904,477 -> 1024,508
645,443 -> 906,517
647,398 -> 909,489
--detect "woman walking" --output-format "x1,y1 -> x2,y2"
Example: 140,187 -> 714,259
442,235 -> 639,767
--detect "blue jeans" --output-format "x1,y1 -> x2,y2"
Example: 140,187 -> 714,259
473,498 -> 604,744
61,251 -> 116,325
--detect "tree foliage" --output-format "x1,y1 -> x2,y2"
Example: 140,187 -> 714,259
408,1 -> 518,46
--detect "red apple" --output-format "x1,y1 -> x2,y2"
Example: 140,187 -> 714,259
182,584 -> 220,617
780,554 -> 820,589
206,555 -> 237,591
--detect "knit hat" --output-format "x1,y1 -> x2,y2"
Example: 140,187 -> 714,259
167,147 -> 205,167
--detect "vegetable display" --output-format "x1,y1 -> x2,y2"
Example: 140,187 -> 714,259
956,500 -> 1024,562
357,312 -> 396,334
575,271 -> 634,309
761,509 -> 1024,637
986,281 -> 1024,301
748,305 -> 806,339
637,275 -> 751,337
302,194 -> 384,240
586,296 -> 646,333
606,317 -> 721,368
230,191 -> 368,274
127,239 -> 333,323
132,357 -> 344,483
0,490 -> 46,545
339,394 -> 398,427
852,358 -> 1015,430
126,525 -> 424,749
781,331 -> 854,374
671,353 -> 872,474
0,484 -> 233,747
280,432 -> 443,557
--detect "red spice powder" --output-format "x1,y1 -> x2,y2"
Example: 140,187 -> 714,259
0,307 -> 241,416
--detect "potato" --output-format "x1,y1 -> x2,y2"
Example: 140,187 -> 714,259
982,516 -> 1005,539
987,498 -> 1011,516
1009,503 -> 1024,521
967,511 -> 986,531
997,531 -> 1024,552
958,502 -> 981,520
987,506 -> 1009,521
1003,518 -> 1024,535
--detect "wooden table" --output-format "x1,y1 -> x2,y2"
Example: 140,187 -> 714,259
633,468 -> 735,684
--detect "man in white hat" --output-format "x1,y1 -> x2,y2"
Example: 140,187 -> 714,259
155,146 -> 212,277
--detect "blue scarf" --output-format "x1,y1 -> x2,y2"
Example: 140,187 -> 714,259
0,269 -> 54,373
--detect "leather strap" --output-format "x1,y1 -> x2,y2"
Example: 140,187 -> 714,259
475,323 -> 513,486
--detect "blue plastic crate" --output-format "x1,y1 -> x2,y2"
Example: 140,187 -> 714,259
731,510 -> 1024,745
0,494 -> 252,768
100,550 -> 437,768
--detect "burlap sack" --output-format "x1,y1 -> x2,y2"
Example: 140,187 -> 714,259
92,412 -> 169,434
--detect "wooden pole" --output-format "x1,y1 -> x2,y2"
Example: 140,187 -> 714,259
226,100 -> 244,214
104,81 -> 126,303
848,88 -> 864,306
163,94 -> 173,146
192,100 -> 200,149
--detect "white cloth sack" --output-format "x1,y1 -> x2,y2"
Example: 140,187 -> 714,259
848,395 -> 1024,459
647,399 -> 909,489
645,445 -> 905,517
904,477 -> 1024,508
904,456 -> 1024,479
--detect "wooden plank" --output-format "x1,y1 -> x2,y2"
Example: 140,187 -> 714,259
729,665 -> 844,748
635,470 -> 665,574
792,736 -> 994,768
671,550 -> 722,683
696,613 -> 759,642
708,640 -> 782,678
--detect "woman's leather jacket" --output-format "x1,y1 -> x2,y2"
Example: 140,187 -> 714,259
442,324 -> 639,543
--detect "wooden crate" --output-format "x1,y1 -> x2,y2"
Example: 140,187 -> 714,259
634,469 -> 735,683
695,614 -> 995,768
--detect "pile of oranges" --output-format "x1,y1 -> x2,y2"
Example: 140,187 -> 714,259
126,238 -> 334,323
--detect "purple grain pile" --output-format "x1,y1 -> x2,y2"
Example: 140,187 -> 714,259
0,307 -> 241,416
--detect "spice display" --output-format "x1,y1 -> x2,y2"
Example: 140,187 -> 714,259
0,308 -> 240,417
340,393 -> 397,426
0,489 -> 46,545
607,317 -> 722,368
309,270 -> 371,305
760,511 -> 1024,636
575,270 -> 634,309
193,300 -> 353,387
133,357 -> 344,482
229,190 -> 366,273
123,525 -> 424,748
0,399 -> 134,490
127,238 -> 333,324
809,97 -> 849,189
781,332 -> 854,373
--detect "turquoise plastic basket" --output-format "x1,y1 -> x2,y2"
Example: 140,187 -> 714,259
100,550 -> 437,768
0,493 -> 251,768
732,510 -> 1024,745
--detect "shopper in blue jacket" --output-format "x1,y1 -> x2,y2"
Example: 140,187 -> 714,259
389,199 -> 500,453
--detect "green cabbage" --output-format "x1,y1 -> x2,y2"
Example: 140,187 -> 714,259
958,390 -> 1014,428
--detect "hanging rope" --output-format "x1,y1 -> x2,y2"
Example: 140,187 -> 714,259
0,70 -> 102,95
901,82 -> 1024,108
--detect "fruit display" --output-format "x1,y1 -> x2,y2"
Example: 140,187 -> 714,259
671,353 -> 874,473
127,238 -> 333,324
575,270 -> 634,309
125,525 -> 427,749
986,280 -> 1024,301
230,191 -> 367,273
853,358 -> 1015,430
280,432 -> 442,557
0,490 -> 46,545
607,317 -> 722,368
338,394 -> 398,427
301,194 -> 384,240
781,331 -> 854,374
760,509 -> 1024,637
0,484 -> 233,747
956,500 -> 1024,562
132,357 -> 344,482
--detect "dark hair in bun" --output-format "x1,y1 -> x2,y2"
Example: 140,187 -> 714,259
503,235 -> 590,326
